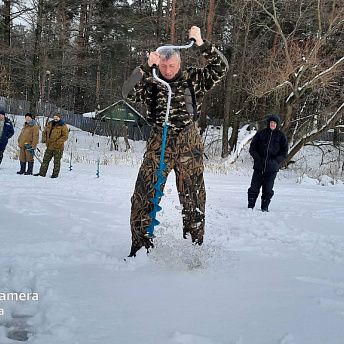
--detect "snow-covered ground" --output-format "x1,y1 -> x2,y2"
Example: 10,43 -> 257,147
0,116 -> 344,344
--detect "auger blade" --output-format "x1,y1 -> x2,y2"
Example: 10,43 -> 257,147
152,182 -> 165,192
152,189 -> 164,198
154,175 -> 166,184
148,204 -> 162,215
148,218 -> 160,227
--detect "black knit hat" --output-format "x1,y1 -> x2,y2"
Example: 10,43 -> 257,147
25,112 -> 33,119
0,110 -> 5,116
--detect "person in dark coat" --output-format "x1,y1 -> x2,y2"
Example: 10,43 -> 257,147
248,114 -> 288,212
0,110 -> 15,165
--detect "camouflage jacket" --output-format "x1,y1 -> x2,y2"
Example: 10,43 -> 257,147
122,40 -> 229,133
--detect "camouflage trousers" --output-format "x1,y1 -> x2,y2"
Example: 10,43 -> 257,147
39,149 -> 63,177
129,123 -> 206,257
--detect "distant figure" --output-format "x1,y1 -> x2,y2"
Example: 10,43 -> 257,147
34,113 -> 68,178
0,110 -> 14,166
17,113 -> 39,175
248,114 -> 288,212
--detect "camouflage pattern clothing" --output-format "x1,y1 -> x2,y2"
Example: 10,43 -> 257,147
39,149 -> 64,177
123,40 -> 229,133
130,124 -> 206,255
123,40 -> 228,256
38,119 -> 68,177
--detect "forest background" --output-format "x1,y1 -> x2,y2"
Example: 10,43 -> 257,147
1,0 -> 344,166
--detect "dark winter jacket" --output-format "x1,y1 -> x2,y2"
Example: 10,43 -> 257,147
0,117 -> 15,151
42,119 -> 68,151
249,114 -> 288,172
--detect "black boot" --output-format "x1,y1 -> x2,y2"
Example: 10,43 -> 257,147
261,199 -> 270,212
248,197 -> 256,209
17,162 -> 26,175
24,162 -> 34,175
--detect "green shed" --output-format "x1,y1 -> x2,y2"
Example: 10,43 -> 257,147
95,100 -> 146,127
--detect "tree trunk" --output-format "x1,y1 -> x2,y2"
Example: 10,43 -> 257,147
165,0 -> 170,38
206,0 -> 215,40
29,0 -> 43,115
123,125 -> 131,151
228,119 -> 239,153
157,0 -> 163,41
74,0 -> 88,114
96,50 -> 101,107
228,7 -> 252,154
333,127 -> 340,147
222,26 -> 239,158
170,0 -> 176,43
4,1 -> 11,47
54,0 -> 67,106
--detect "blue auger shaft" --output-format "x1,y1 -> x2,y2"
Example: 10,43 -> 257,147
146,123 -> 169,237
69,152 -> 73,171
145,39 -> 195,238
96,158 -> 100,178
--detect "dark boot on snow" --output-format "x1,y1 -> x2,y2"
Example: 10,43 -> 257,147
24,162 -> 34,175
248,197 -> 256,209
261,199 -> 270,212
17,162 -> 26,175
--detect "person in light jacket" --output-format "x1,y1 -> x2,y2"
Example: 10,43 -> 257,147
17,113 -> 39,175
248,114 -> 288,212
34,113 -> 68,178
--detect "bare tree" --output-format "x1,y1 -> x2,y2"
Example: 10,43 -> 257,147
250,0 -> 344,165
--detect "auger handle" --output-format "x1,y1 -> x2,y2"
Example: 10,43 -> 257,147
151,39 -> 195,125
151,68 -> 172,126
156,39 -> 195,53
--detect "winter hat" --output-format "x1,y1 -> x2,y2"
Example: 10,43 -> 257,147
266,114 -> 280,128
25,112 -> 33,119
0,110 -> 5,116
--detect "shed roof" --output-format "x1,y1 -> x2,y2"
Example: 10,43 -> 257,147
95,100 -> 146,125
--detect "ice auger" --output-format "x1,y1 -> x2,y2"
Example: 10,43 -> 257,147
145,39 -> 195,238
24,142 -> 42,164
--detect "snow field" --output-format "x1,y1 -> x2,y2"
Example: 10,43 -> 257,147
0,115 -> 344,343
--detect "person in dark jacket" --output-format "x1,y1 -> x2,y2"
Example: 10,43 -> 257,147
0,110 -> 15,165
248,114 -> 288,212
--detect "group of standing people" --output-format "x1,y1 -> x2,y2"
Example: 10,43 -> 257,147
0,110 -> 68,178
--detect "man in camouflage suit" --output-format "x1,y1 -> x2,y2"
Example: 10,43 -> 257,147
122,26 -> 229,257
